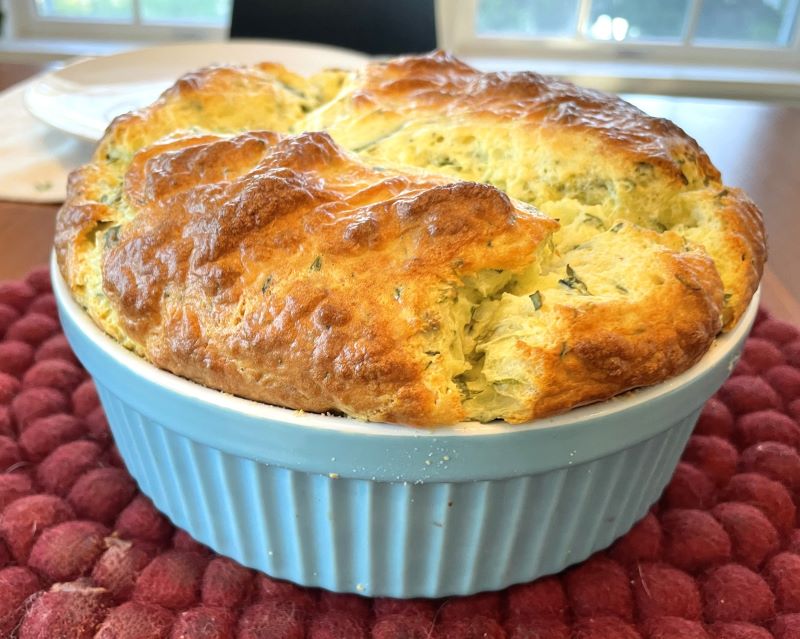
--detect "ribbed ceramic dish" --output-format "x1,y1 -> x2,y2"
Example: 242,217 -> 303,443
51,254 -> 758,598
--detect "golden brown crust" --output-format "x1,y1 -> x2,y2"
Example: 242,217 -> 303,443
60,131 -> 555,425
55,52 -> 765,426
341,52 -> 720,185
303,52 -> 764,330
96,63 -> 321,157
520,250 -> 724,420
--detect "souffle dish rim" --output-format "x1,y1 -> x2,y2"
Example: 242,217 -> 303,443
52,252 -> 759,482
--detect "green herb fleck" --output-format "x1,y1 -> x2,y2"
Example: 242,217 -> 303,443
88,220 -> 113,246
424,350 -> 440,357
652,221 -> 667,232
434,156 -> 458,168
104,225 -> 121,249
610,222 -> 624,233
455,376 -> 479,400
582,213 -> 606,229
394,286 -> 403,302
559,264 -> 591,295
492,378 -> 518,386
104,148 -> 125,163
615,283 -> 629,294
529,290 -> 542,310
559,342 -> 570,358
310,256 -> 322,271
351,126 -> 405,153
724,292 -> 733,303
261,275 -> 274,294
33,180 -> 52,192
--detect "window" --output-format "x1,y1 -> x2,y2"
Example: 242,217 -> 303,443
10,0 -> 232,41
437,0 -> 800,71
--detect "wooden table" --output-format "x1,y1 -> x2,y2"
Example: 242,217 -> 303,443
0,62 -> 798,324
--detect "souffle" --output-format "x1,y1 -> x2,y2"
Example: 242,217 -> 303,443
55,52 -> 766,426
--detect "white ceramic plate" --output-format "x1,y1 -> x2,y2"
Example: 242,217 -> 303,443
24,40 -> 369,142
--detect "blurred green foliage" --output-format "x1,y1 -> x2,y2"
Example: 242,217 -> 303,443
476,0 -> 578,36
696,0 -> 784,43
37,0 -> 229,23
140,0 -> 228,23
39,0 -> 129,19
477,0 -> 789,44
589,0 -> 689,39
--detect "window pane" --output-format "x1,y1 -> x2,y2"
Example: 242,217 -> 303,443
476,0 -> 580,37
35,0 -> 132,20
694,0 -> 792,45
586,0 -> 691,41
140,0 -> 231,25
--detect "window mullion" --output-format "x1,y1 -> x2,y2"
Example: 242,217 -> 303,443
132,0 -> 142,26
575,0 -> 593,40
683,0 -> 703,45
778,0 -> 800,48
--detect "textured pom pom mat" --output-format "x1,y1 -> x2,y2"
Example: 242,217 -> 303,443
2,266 -> 800,639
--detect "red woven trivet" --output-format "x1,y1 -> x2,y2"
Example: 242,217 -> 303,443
1,266 -> 800,639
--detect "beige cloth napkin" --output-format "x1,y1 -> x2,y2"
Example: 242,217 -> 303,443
0,79 -> 95,203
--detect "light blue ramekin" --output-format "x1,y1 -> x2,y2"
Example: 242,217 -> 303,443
51,254 -> 758,598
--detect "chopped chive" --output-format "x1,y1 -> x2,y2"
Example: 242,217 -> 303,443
610,222 -> 624,233
424,350 -> 440,357
492,378 -> 518,386
583,213 -> 606,229
394,286 -> 403,302
559,264 -> 591,295
261,275 -> 273,294
615,284 -> 629,293
310,256 -> 322,271
434,156 -> 458,168
529,290 -> 542,310
104,225 -> 121,249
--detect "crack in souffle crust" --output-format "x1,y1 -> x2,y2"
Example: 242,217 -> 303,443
55,51 -> 766,426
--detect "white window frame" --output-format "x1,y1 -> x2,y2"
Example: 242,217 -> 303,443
9,0 -> 229,42
436,0 -> 800,71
